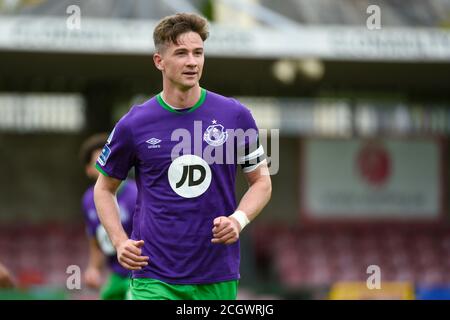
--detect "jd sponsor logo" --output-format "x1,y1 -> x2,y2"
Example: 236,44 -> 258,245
168,155 -> 211,198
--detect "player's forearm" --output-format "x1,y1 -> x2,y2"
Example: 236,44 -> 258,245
237,175 -> 272,222
88,255 -> 104,270
87,239 -> 105,270
93,185 -> 128,248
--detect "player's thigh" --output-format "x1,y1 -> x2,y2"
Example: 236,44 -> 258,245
129,278 -> 194,300
100,273 -> 130,300
195,280 -> 238,300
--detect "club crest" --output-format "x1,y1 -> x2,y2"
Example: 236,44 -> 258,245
203,123 -> 228,147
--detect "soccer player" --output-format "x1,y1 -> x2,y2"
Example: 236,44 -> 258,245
80,133 -> 137,300
0,262 -> 15,288
94,13 -> 272,300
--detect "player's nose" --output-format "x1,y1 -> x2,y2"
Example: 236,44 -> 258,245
186,53 -> 198,67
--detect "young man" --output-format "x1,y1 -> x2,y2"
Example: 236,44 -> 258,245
94,13 -> 272,300
80,133 -> 137,300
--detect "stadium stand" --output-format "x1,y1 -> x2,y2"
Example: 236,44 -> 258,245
252,224 -> 450,290
0,223 -> 88,289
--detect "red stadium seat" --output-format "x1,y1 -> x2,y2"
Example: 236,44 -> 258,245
253,224 -> 450,289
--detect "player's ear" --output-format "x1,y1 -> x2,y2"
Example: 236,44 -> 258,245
153,52 -> 164,71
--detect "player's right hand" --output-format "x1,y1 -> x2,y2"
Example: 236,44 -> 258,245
84,266 -> 102,289
116,239 -> 149,270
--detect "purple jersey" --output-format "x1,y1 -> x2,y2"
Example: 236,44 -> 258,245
82,180 -> 137,277
96,89 -> 265,284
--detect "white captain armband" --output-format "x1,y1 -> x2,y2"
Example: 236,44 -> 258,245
238,136 -> 266,173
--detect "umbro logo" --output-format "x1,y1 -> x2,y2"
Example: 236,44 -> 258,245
146,138 -> 161,149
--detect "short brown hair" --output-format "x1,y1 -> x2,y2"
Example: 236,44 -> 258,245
79,133 -> 108,166
153,13 -> 209,52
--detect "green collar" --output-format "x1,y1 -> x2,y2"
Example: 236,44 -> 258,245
156,88 -> 206,114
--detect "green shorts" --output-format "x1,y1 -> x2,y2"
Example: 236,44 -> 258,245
100,272 -> 131,300
130,278 -> 238,300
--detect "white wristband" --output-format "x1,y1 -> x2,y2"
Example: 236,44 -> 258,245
230,210 -> 250,231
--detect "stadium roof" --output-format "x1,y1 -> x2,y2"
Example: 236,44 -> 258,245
262,0 -> 450,28
0,0 -> 199,19
1,0 -> 450,28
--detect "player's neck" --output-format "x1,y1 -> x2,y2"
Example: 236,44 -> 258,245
161,85 -> 201,110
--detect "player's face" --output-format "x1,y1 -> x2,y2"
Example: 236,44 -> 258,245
85,149 -> 102,180
155,31 -> 204,91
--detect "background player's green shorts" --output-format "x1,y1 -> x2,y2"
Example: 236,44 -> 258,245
130,278 -> 238,300
100,272 -> 131,300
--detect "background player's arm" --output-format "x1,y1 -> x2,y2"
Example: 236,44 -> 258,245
84,238 -> 105,289
212,162 -> 272,244
94,174 -> 149,270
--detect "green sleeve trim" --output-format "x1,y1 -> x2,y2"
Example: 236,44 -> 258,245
156,88 -> 206,114
95,163 -> 110,177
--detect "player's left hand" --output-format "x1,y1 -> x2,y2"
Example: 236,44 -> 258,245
211,216 -> 241,245
84,266 -> 102,289
0,263 -> 15,289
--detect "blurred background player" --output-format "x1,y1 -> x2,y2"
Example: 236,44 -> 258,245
79,133 -> 138,300
0,262 -> 15,288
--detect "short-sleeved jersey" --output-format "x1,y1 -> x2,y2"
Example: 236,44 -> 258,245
96,89 -> 265,284
82,180 -> 138,277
